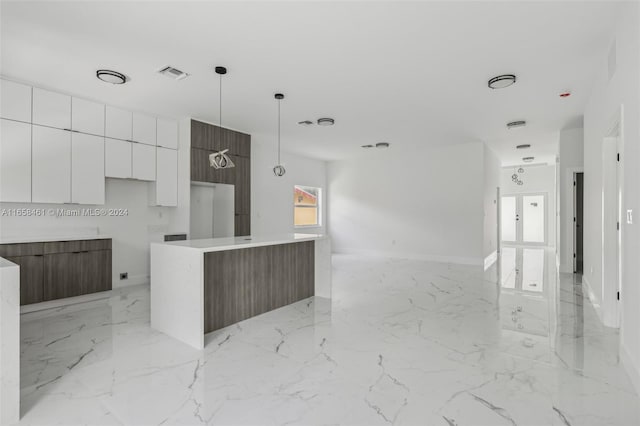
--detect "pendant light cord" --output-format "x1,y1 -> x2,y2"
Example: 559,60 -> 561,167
277,98 -> 281,164
219,73 -> 222,127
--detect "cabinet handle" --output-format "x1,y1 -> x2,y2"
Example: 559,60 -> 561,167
34,254 -> 44,257
72,251 -> 81,254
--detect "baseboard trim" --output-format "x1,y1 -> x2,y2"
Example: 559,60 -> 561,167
332,248 -> 483,266
484,251 -> 498,270
620,342 -> 640,396
582,275 -> 605,325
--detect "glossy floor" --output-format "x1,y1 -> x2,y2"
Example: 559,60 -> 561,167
15,250 -> 640,425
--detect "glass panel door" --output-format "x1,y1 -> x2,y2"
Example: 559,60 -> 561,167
501,196 -> 517,242
522,195 -> 545,243
501,193 -> 546,245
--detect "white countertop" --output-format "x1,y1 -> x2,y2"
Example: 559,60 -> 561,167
0,257 -> 18,269
0,234 -> 111,244
153,233 -> 325,253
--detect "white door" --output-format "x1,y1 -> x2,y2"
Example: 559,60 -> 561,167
105,138 -> 132,178
72,133 -> 105,204
156,118 -> 178,149
32,126 -> 71,203
132,113 -> 156,146
1,79 -> 32,123
132,143 -> 155,181
105,106 -> 132,141
32,88 -> 71,130
72,98 -> 105,136
155,147 -> 177,206
501,194 -> 546,245
0,119 -> 31,202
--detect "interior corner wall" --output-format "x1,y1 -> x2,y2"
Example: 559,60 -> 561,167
558,127 -> 584,273
483,144 -> 500,262
583,2 -> 640,393
327,142 -> 485,265
250,138 -> 328,236
500,164 -> 557,248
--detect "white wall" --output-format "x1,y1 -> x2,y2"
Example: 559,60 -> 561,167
483,145 -> 501,263
328,142 -> 486,265
0,179 -> 180,288
500,164 -> 557,247
558,127 -> 584,273
251,138 -> 328,236
583,2 -> 640,392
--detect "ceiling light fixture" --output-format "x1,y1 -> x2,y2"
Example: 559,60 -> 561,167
375,142 -> 390,149
488,74 -> 516,89
209,66 -> 235,170
516,144 -> 531,149
273,93 -> 286,177
96,69 -> 127,84
507,120 -> 526,129
523,156 -> 535,163
361,145 -> 374,149
317,118 -> 335,126
559,91 -> 571,98
298,120 -> 313,126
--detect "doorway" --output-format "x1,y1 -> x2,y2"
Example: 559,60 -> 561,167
574,173 -> 584,273
501,193 -> 547,245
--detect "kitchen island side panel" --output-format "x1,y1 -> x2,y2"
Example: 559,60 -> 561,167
204,241 -> 314,333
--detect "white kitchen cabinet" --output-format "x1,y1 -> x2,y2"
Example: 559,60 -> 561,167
32,88 -> 71,130
132,113 -> 156,146
72,133 -> 105,204
105,106 -> 132,141
0,119 -> 31,202
152,147 -> 177,206
156,118 -> 178,149
72,98 -> 105,136
0,80 -> 32,123
132,143 -> 156,181
32,125 -> 71,203
105,138 -> 132,179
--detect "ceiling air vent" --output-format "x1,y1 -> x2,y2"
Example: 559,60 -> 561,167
157,66 -> 189,81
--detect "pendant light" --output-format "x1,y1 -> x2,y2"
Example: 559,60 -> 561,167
209,66 -> 235,169
273,93 -> 286,177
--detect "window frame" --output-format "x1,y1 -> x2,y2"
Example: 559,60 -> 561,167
293,185 -> 322,228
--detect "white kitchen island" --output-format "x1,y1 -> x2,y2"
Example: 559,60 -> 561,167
150,233 -> 331,349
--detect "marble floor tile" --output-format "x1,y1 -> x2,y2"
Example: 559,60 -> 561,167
12,248 -> 640,425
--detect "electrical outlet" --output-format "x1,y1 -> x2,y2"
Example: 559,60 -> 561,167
120,272 -> 128,280
627,209 -> 633,224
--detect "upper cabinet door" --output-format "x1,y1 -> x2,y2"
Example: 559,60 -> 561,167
105,106 -> 132,141
155,147 -> 178,206
32,126 -> 71,204
156,118 -> 178,149
132,113 -> 156,146
105,138 -> 132,179
1,79 -> 32,123
32,88 -> 71,129
71,133 -> 105,205
72,98 -> 105,136
0,119 -> 31,202
132,143 -> 156,181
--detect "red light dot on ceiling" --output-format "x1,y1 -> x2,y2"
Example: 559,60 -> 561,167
559,92 -> 571,98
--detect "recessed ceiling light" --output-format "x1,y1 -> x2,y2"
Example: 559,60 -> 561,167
317,118 -> 335,126
376,142 -> 390,149
298,120 -> 314,126
516,144 -> 531,149
96,69 -> 127,84
157,65 -> 189,81
507,120 -> 526,129
361,144 -> 374,149
488,74 -> 516,89
559,91 -> 571,98
523,156 -> 535,163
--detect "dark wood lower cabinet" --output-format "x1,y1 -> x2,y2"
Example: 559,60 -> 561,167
6,255 -> 44,305
204,241 -> 314,333
0,239 -> 112,305
43,250 -> 111,301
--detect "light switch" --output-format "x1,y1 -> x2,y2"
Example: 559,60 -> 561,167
627,209 -> 633,224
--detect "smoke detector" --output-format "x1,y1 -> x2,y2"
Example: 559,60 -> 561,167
157,65 -> 189,81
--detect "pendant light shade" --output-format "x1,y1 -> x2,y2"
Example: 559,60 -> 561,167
210,66 -> 235,169
273,93 -> 286,177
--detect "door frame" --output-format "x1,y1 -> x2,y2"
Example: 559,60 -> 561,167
601,106 -> 624,328
501,192 -> 549,246
569,169 -> 584,273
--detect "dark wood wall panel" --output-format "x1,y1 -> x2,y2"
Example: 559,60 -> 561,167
204,241 -> 314,333
6,255 -> 44,305
190,120 -> 251,237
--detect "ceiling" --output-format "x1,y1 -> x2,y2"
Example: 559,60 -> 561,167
0,1 -> 621,163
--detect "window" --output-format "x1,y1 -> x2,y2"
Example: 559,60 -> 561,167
294,185 -> 321,227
